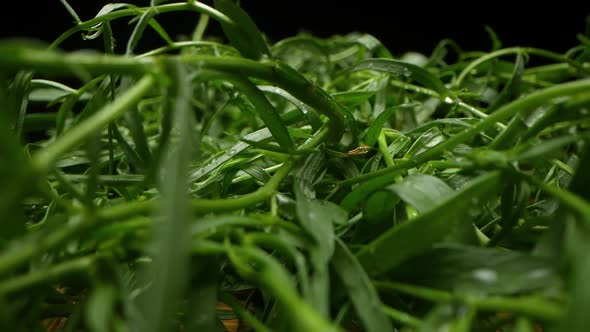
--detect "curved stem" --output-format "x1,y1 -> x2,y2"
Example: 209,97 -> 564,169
98,126 -> 328,221
136,41 -> 237,58
31,75 -> 157,174
375,281 -> 563,321
340,78 -> 590,186
50,2 -> 231,49
180,56 -> 348,144
0,256 -> 94,295
194,69 -> 295,151
226,245 -> 341,332
0,46 -> 348,145
514,170 -> 590,222
454,47 -> 566,87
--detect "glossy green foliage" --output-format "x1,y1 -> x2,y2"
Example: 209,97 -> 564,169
0,2 -> 589,331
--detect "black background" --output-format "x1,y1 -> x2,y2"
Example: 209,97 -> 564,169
1,1 -> 589,54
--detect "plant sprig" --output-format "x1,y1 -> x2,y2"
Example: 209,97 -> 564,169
1,2 -> 589,331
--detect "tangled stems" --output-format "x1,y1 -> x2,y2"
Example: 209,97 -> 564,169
0,256 -> 94,296
0,44 -> 347,147
0,160 -> 290,276
0,125 -> 327,277
454,47 -> 569,87
339,78 -> 590,187
50,2 -> 232,49
375,281 -> 563,321
2,0 -> 589,329
31,75 -> 157,174
99,125 -> 328,221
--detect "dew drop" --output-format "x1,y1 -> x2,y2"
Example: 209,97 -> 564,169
472,269 -> 497,284
528,269 -> 550,279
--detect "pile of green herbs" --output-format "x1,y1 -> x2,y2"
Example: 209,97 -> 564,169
1,1 -> 590,331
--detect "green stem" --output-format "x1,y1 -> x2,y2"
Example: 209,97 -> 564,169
97,159 -> 294,221
377,130 -> 395,167
339,79 -> 590,186
0,43 -> 152,77
455,47 -> 567,87
179,56 -> 347,144
191,240 -> 227,256
195,69 -> 294,151
0,45 -> 348,145
136,41 -> 236,58
4,128 -> 325,276
32,75 -> 156,174
0,215 -> 95,277
515,170 -> 590,222
50,2 -> 231,49
98,126 -> 327,221
489,113 -> 525,149
226,245 -> 341,332
192,12 -> 210,41
380,305 -> 421,327
388,80 -> 503,125
377,131 -> 417,218
375,281 -> 563,321
0,256 -> 94,295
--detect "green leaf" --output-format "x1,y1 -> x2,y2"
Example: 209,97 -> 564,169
557,146 -> 590,332
6,71 -> 33,139
404,126 -> 446,159
348,33 -> 392,58
295,187 -> 343,316
189,128 -> 272,182
86,284 -> 117,332
227,246 -> 339,332
418,304 -> 475,332
340,170 -> 404,212
136,61 -> 194,332
119,78 -> 152,165
349,58 -> 451,98
147,18 -> 175,46
332,91 -> 377,106
191,215 -> 273,237
387,174 -> 455,214
214,0 -> 270,60
0,110 -> 28,246
294,152 -> 327,199
55,76 -> 103,136
356,171 -> 502,276
365,103 -> 417,146
242,165 -> 271,184
391,245 -> 559,295
331,238 -> 392,332
352,190 -> 400,243
83,3 -> 136,40
271,34 -> 329,60
184,259 -> 223,332
259,85 -> 323,131
511,134 -> 589,162
110,123 -> 146,171
222,74 -> 294,152
487,53 -> 524,112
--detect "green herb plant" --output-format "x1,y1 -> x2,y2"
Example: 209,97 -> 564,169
1,1 -> 590,331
